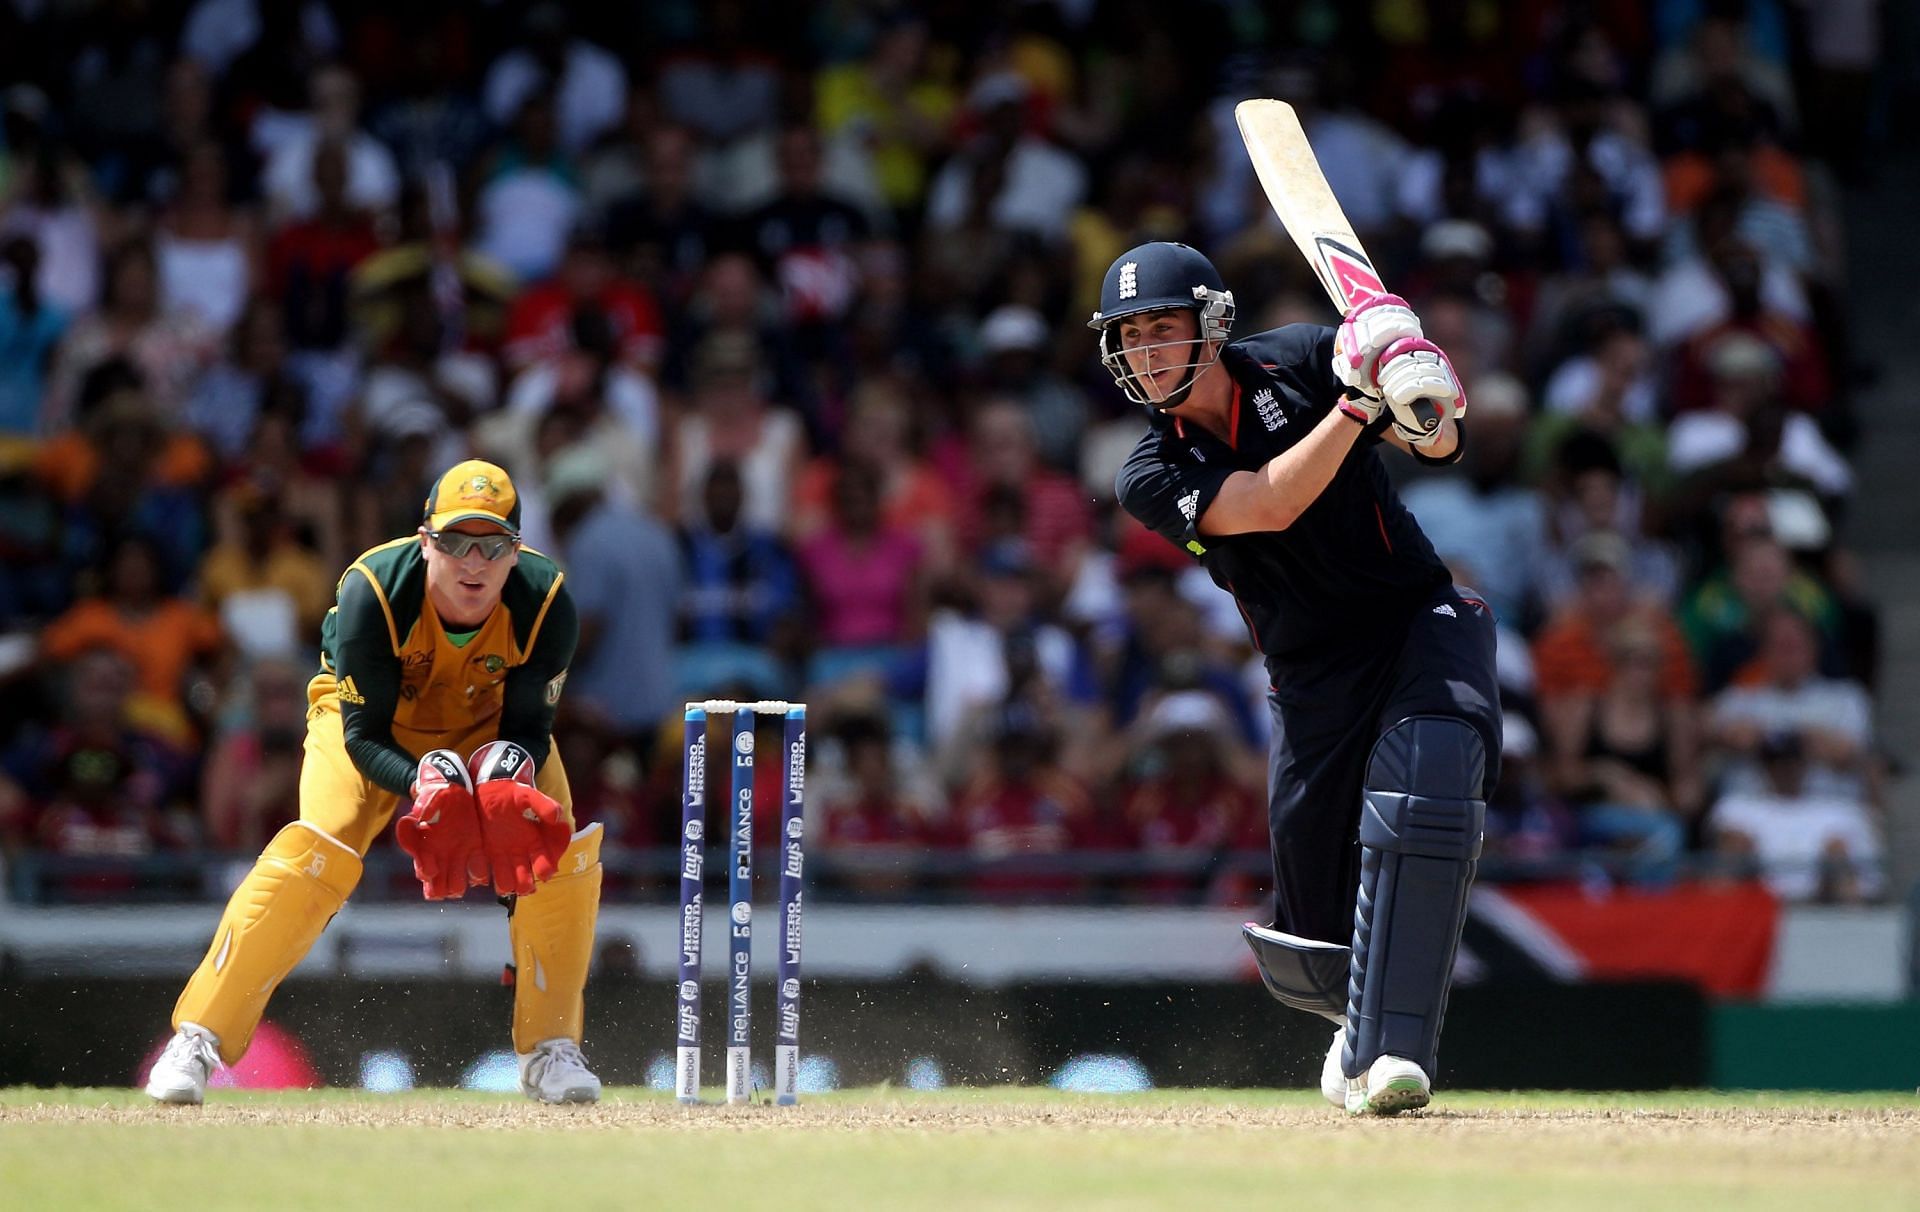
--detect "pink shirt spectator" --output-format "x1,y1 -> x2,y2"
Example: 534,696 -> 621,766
798,526 -> 922,646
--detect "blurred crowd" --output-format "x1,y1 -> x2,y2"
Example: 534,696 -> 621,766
0,0 -> 1894,905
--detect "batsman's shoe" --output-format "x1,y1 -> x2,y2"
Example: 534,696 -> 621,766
519,1038 -> 601,1104
1345,1054 -> 1431,1116
1319,1028 -> 1347,1109
145,1023 -> 222,1105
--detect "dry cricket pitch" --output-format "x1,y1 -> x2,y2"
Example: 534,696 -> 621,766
4,1087 -> 1915,1211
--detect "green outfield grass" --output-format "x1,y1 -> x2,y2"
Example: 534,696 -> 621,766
4,1087 -> 1916,1211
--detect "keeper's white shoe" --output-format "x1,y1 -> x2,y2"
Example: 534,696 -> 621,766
145,1023 -> 221,1105
519,1038 -> 602,1104
1345,1054 -> 1431,1116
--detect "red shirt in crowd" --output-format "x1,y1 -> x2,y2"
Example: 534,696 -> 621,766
503,281 -> 665,370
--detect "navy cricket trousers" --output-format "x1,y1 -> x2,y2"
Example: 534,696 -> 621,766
1263,584 -> 1502,944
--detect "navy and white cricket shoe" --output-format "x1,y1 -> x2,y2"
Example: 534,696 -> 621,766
1320,1028 -> 1348,1109
1346,1055 -> 1431,1116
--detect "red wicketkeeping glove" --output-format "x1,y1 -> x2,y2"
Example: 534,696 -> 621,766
468,741 -> 572,897
394,749 -> 489,900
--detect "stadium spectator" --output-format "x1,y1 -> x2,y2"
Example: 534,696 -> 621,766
1119,691 -> 1265,904
604,123 -> 717,309
951,702 -> 1098,896
1665,331 -> 1850,502
40,534 -> 224,742
813,14 -> 957,222
677,459 -> 802,655
976,303 -> 1085,471
266,139 -> 381,354
197,657 -> 306,851
222,386 -> 346,571
1681,533 -> 1839,694
0,235 -> 70,435
1533,533 -> 1698,795
184,299 -> 299,463
481,4 -> 627,156
483,304 -> 659,511
816,711 -> 941,896
656,0 -> 782,152
954,398 -> 1090,594
1709,607 -> 1875,802
1398,374 -> 1548,627
259,64 -> 400,225
48,240 -> 217,428
1666,240 -> 1830,416
356,284 -> 496,475
1482,714 -> 1578,868
1646,192 -> 1807,350
1521,328 -> 1670,494
364,13 -> 491,182
196,483 -> 334,652
0,111 -> 101,315
797,461 -> 927,650
154,140 -> 256,336
792,377 -> 955,571
1543,617 -> 1697,883
543,446 -> 683,747
472,88 -> 583,284
927,540 -> 1087,765
33,364 -> 213,593
671,330 -> 806,534
738,123 -> 872,338
504,227 -> 664,373
5,649 -> 194,870
1708,730 -> 1883,903
551,721 -> 654,900
1537,432 -> 1680,609
924,72 -> 1085,244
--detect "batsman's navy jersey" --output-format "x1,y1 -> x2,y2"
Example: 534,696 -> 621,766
1115,324 -> 1450,666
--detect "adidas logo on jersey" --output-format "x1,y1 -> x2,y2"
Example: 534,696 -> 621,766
1253,387 -> 1285,431
337,676 -> 366,704
1431,603 -> 1457,618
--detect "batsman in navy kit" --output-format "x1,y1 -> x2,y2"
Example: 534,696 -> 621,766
1099,242 -> 1499,1114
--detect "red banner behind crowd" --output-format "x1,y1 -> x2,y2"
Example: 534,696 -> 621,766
1485,881 -> 1780,998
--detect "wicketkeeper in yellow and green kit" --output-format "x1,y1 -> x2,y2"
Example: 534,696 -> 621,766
145,459 -> 606,1104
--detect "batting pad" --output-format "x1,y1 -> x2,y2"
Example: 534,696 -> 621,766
511,823 -> 603,1054
174,822 -> 362,1064
1343,716 -> 1485,1081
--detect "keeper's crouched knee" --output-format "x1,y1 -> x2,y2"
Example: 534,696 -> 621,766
174,822 -> 363,1063
510,823 -> 604,1052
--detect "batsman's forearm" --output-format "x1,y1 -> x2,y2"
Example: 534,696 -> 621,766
1416,416 -> 1462,462
1256,406 -> 1366,529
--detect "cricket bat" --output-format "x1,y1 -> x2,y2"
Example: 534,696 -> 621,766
1236,97 -> 1448,426
1233,98 -> 1387,312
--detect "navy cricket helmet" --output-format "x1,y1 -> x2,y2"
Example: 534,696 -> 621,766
1088,241 -> 1235,408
